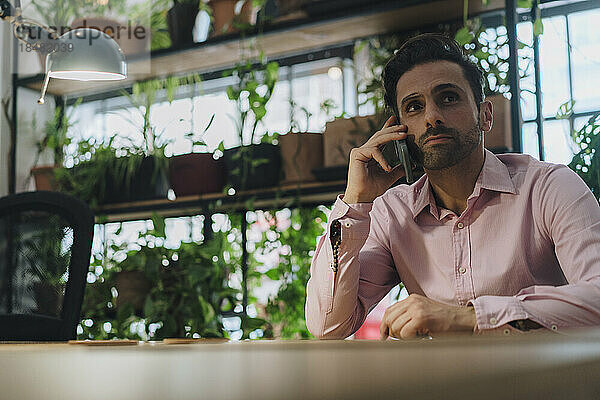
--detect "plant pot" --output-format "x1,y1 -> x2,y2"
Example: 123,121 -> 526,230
278,132 -> 323,183
71,17 -> 150,55
103,156 -> 170,204
485,94 -> 512,152
323,114 -> 383,167
31,165 -> 58,191
167,0 -> 200,47
209,0 -> 256,36
169,152 -> 226,197
223,143 -> 282,191
115,271 -> 151,315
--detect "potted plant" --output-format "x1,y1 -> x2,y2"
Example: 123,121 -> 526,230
222,55 -> 282,192
29,99 -> 81,191
56,78 -> 180,206
78,214 -> 239,340
208,0 -> 259,36
278,99 -> 335,184
168,75 -> 228,197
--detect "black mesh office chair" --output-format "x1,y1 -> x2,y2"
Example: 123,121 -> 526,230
0,191 -> 94,341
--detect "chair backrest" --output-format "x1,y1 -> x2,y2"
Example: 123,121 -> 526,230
0,191 -> 94,341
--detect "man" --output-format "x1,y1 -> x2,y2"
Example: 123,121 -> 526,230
305,33 -> 600,340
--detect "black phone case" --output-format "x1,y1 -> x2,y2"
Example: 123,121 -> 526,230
381,139 -> 414,184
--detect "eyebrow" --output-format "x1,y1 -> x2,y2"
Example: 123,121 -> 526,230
399,83 -> 463,108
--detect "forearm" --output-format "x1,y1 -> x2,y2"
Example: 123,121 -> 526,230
305,195 -> 399,339
305,221 -> 370,339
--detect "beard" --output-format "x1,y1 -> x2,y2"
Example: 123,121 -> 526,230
408,121 -> 482,170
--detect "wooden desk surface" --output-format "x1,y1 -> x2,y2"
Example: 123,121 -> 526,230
2,330 -> 600,400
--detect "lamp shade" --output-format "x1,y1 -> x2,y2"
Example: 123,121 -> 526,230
46,28 -> 127,81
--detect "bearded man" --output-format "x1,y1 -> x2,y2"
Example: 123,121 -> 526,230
305,33 -> 600,339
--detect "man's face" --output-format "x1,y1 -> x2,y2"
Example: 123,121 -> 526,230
395,60 -> 489,170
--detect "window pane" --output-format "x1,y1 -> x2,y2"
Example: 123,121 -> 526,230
568,8 -> 600,114
291,61 -> 344,132
522,122 -> 539,160
517,21 -> 536,121
543,119 -> 574,165
539,16 -> 570,118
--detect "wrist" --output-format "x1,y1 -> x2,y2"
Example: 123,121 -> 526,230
343,191 -> 374,204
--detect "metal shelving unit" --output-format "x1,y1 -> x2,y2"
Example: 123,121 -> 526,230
10,0 -> 543,316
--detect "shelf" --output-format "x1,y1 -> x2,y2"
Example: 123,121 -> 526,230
16,0 -> 505,98
94,179 -> 347,223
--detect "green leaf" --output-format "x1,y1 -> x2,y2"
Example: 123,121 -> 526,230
556,100 -> 575,120
454,27 -> 473,47
203,114 -> 215,134
151,213 -> 166,238
265,269 -> 280,280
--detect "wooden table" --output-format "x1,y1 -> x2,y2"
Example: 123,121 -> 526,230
2,330 -> 600,400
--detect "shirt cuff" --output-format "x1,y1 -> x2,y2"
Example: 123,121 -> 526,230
469,295 -> 529,331
328,195 -> 373,242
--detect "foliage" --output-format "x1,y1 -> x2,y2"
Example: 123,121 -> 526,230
256,207 -> 326,338
558,100 -> 600,202
221,51 -> 279,191
78,215 -> 238,340
27,0 -> 127,31
128,0 -> 172,50
55,137 -> 145,208
31,98 -> 81,169
56,75 -> 198,206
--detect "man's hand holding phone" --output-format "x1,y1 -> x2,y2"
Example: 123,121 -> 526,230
343,116 -> 409,204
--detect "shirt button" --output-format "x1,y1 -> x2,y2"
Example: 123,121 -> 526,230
503,329 -> 511,336
344,222 -> 351,228
458,267 -> 466,274
490,317 -> 498,325
551,324 -> 558,331
457,222 -> 464,229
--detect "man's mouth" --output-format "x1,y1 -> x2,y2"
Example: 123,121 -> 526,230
424,135 -> 454,145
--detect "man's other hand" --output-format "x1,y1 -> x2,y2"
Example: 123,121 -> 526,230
379,294 -> 476,340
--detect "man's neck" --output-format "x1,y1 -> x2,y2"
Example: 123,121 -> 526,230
425,146 -> 486,216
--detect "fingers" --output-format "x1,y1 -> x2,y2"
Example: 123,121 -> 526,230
381,115 -> 397,129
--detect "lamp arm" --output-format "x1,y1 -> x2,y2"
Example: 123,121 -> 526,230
0,0 -> 58,49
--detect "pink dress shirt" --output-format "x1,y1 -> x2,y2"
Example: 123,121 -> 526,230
305,150 -> 600,339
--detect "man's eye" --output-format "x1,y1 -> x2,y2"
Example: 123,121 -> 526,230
405,102 -> 422,113
442,93 -> 458,103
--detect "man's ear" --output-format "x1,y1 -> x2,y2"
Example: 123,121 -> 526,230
479,100 -> 493,133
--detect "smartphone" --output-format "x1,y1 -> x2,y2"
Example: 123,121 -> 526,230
380,115 -> 415,184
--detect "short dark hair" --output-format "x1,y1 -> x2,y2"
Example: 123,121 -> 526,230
383,33 -> 485,118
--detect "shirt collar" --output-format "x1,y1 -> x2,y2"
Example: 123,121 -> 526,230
409,149 -> 516,220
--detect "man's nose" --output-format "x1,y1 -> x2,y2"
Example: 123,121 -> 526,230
424,103 -> 445,129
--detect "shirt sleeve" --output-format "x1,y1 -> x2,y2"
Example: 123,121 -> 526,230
305,195 -> 400,339
471,164 -> 600,333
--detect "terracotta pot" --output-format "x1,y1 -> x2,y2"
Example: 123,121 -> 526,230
115,271 -> 151,314
31,165 -> 57,191
323,115 -> 383,167
485,94 -> 512,152
278,132 -> 323,183
169,152 -> 226,197
71,17 -> 149,55
209,0 -> 256,36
